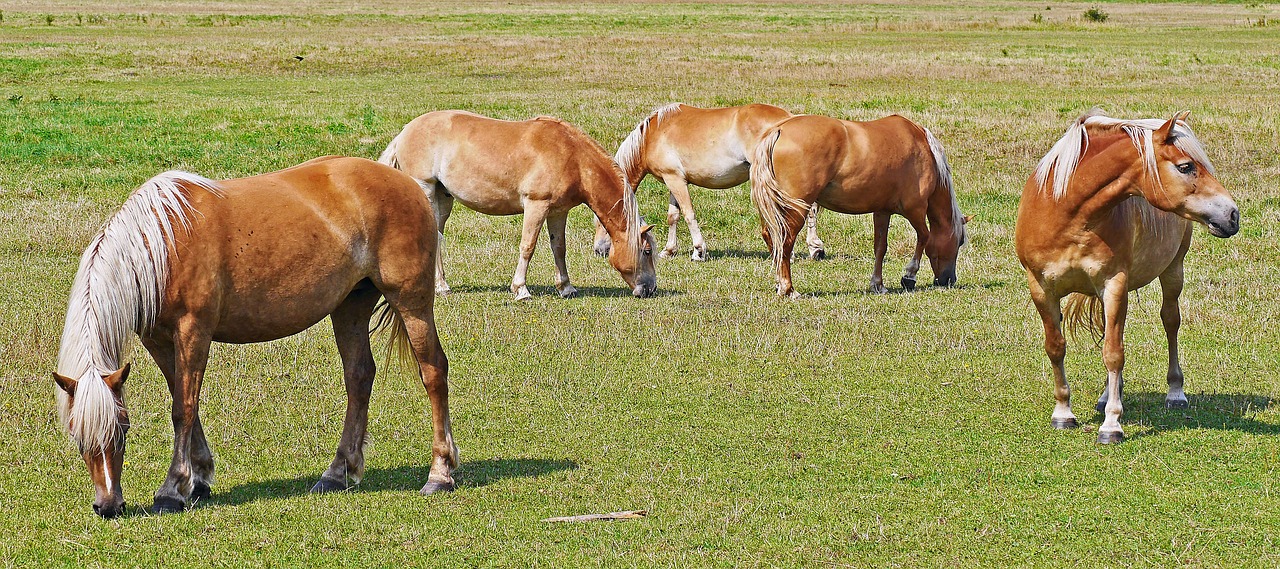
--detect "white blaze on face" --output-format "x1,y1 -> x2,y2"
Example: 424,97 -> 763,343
102,452 -> 113,492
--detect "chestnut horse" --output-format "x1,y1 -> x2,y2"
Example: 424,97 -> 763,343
380,111 -> 657,300
751,114 -> 968,297
593,103 -> 824,261
53,157 -> 457,518
1016,111 -> 1239,444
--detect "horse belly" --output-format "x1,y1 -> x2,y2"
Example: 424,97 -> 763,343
684,160 -> 749,189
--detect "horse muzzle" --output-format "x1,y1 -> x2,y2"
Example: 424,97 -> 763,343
93,494 -> 126,519
633,282 -> 657,298
1205,207 -> 1240,238
933,270 -> 957,288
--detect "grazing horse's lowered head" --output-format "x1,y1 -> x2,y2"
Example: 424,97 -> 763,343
609,185 -> 658,298
53,364 -> 131,518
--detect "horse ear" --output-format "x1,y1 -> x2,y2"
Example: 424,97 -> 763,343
962,214 -> 974,224
1155,112 -> 1187,145
640,224 -> 655,236
52,373 -> 78,396
103,363 -> 130,393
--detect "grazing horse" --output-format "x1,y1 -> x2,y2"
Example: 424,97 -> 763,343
593,103 -> 825,261
53,157 -> 457,518
379,111 -> 658,300
1015,111 -> 1239,444
751,114 -> 968,297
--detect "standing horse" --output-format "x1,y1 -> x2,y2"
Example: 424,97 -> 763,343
53,157 -> 457,518
751,114 -> 968,297
593,103 -> 825,261
1015,111 -> 1239,444
379,111 -> 657,300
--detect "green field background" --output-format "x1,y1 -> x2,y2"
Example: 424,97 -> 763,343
1,2 -> 1279,567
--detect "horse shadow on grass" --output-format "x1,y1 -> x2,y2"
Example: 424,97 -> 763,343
208,457 -> 578,508
1093,391 -> 1279,440
448,283 -> 682,298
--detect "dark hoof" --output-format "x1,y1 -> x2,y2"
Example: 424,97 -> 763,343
1165,399 -> 1189,409
310,477 -> 348,493
151,496 -> 186,515
420,480 -> 455,496
810,249 -> 826,261
1097,431 -> 1125,445
901,276 -> 916,291
191,482 -> 212,503
1051,417 -> 1079,430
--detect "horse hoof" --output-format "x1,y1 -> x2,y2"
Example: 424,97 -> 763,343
1097,431 -> 1125,445
809,249 -> 826,261
870,284 -> 888,295
658,249 -> 676,259
420,480 -> 455,496
310,477 -> 348,493
191,482 -> 212,503
691,249 -> 707,262
1051,417 -> 1079,430
151,496 -> 186,515
1165,398 -> 1189,409
558,286 -> 578,299
513,288 -> 533,301
901,276 -> 917,291
435,287 -> 451,297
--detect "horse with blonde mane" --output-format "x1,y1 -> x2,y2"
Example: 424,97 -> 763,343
54,157 -> 457,518
751,114 -> 968,297
1015,110 -> 1239,444
593,103 -> 826,261
380,110 -> 658,300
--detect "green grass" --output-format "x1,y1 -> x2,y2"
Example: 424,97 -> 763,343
2,1 -> 1280,566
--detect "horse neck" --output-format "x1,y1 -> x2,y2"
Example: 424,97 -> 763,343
583,171 -> 632,246
1056,141 -> 1149,229
925,184 -> 959,237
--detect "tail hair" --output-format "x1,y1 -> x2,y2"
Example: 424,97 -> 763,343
750,128 -> 810,271
1063,293 -> 1105,344
379,128 -> 407,170
371,301 -> 415,370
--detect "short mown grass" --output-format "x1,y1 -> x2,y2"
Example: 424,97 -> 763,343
2,1 -> 1279,567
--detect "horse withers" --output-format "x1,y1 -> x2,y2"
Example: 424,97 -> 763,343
53,157 -> 457,518
1015,110 -> 1239,444
750,114 -> 969,297
380,111 -> 658,300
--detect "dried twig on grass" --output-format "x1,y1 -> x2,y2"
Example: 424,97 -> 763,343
541,510 -> 648,523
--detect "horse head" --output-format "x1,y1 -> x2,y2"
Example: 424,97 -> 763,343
610,223 -> 657,297
53,363 -> 131,519
1141,112 -> 1239,238
928,214 -> 971,287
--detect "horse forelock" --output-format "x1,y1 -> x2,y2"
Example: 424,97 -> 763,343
1035,111 -> 1213,201
55,170 -> 221,450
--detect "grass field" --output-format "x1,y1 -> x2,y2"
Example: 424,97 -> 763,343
3,1 -> 1280,566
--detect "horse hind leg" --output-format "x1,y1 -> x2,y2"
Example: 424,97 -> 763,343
388,299 -> 457,495
425,182 -> 455,296
312,287 -> 381,493
1160,260 -> 1188,409
806,204 -> 826,260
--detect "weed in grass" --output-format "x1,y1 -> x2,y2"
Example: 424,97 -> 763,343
1084,7 -> 1109,23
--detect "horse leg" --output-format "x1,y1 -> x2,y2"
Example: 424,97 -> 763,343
512,201 -> 549,301
660,194 -> 681,259
1097,276 -> 1129,444
902,211 -> 929,291
143,336 -> 215,504
806,204 -> 826,260
312,288 -> 381,492
664,176 -> 706,261
391,300 -> 457,495
869,212 -> 890,294
592,214 -> 611,257
1028,277 -> 1075,429
425,183 -> 455,295
775,208 -> 807,298
1160,260 -> 1188,409
546,211 -> 577,298
152,318 -> 213,513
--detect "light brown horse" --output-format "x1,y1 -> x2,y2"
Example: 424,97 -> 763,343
593,103 -> 824,261
751,114 -> 968,297
53,157 -> 457,518
380,110 -> 657,300
1015,111 -> 1239,444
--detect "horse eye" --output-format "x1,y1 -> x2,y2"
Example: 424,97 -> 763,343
1176,162 -> 1196,175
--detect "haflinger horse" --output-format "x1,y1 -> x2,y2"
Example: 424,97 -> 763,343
1016,110 -> 1239,444
379,110 -> 658,300
593,103 -> 825,261
54,157 -> 458,519
751,114 -> 968,297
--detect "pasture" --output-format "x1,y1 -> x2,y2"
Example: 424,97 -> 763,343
2,0 -> 1279,565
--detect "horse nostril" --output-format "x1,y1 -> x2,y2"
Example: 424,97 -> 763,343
93,503 -> 102,515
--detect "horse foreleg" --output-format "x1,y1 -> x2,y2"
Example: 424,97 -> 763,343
143,336 -> 215,504
512,202 -> 549,301
313,289 -> 380,493
1028,277 -> 1075,429
1160,261 -> 1187,409
1097,276 -> 1129,444
902,212 -> 929,291
870,212 -> 891,293
152,319 -> 213,514
546,211 -> 577,298
663,176 -> 706,261
591,214 -> 611,257
427,184 -> 455,296
806,204 -> 826,260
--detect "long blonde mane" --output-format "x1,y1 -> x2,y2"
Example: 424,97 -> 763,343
614,103 -> 683,188
923,126 -> 964,242
55,171 -> 221,452
1034,109 -> 1216,200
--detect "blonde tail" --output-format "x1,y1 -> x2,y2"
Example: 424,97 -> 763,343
1063,293 -> 1105,344
750,129 -> 809,271
372,301 -> 415,370
378,128 -> 407,170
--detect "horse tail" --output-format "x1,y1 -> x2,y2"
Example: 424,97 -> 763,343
750,127 -> 809,271
378,127 -> 407,170
615,103 -> 682,188
371,301 -> 415,369
1063,293 -> 1105,343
